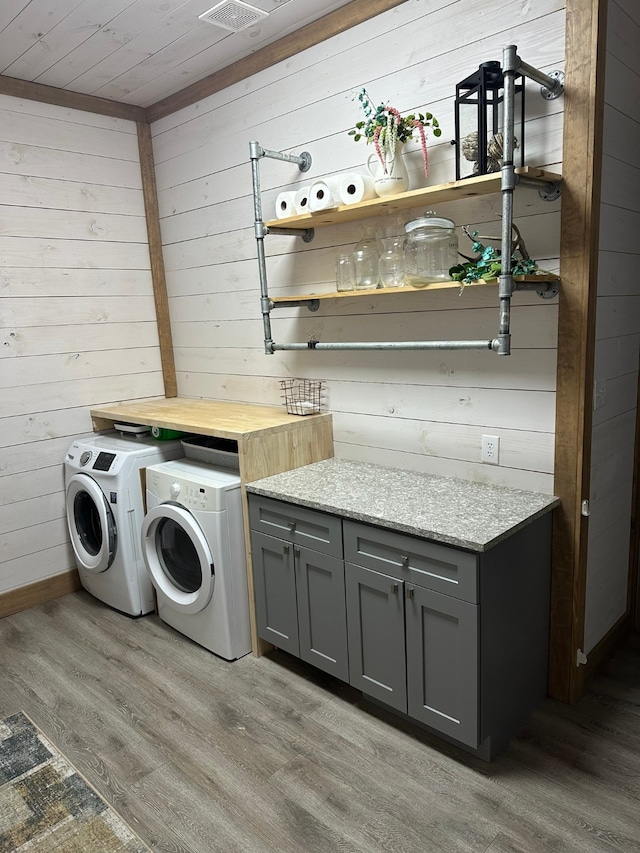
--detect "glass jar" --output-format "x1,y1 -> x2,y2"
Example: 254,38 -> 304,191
335,253 -> 355,291
353,225 -> 380,290
403,211 -> 459,287
378,235 -> 406,287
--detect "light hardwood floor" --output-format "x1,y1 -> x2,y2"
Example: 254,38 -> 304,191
0,591 -> 638,853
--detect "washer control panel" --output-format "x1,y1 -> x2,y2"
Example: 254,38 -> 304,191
65,442 -> 123,475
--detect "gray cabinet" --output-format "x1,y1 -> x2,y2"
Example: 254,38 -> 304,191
249,493 -> 552,760
250,496 -> 348,681
344,521 -> 479,748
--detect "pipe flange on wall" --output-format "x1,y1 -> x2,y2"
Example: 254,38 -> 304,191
541,70 -> 565,100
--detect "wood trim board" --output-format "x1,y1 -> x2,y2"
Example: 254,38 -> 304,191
137,122 -> 178,398
549,0 -> 608,703
0,74 -> 146,122
0,570 -> 81,620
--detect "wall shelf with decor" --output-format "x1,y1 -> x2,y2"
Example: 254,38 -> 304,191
269,272 -> 561,312
264,168 -> 562,233
250,45 -> 564,357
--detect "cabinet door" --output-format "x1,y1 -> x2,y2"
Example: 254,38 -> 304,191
295,546 -> 349,682
345,563 -> 407,713
405,584 -> 478,747
251,531 -> 299,656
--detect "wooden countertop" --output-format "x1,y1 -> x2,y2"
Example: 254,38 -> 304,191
90,397 -> 332,439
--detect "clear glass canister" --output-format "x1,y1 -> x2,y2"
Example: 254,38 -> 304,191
353,225 -> 381,290
378,235 -> 406,287
403,211 -> 458,287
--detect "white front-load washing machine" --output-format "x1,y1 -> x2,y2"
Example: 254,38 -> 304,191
64,431 -> 183,616
141,459 -> 251,660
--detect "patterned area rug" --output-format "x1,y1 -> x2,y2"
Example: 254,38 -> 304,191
0,712 -> 149,852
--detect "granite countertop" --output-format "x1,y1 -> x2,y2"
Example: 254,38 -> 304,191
245,458 -> 560,552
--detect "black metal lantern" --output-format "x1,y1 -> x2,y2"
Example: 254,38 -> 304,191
454,60 -> 525,181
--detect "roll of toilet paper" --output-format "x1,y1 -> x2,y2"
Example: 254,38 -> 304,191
339,172 -> 377,205
294,186 -> 311,215
308,175 -> 344,212
275,191 -> 297,219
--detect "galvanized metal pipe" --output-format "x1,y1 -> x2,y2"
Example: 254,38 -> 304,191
515,57 -> 564,98
249,141 -> 311,171
272,340 -> 499,352
496,45 -> 521,356
250,143 -> 275,355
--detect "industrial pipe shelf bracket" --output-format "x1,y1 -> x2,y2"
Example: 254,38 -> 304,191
249,141 -> 312,172
540,70 -> 565,101
267,225 -> 315,242
513,279 -> 560,300
271,298 -> 320,312
505,46 -> 565,101
515,173 -> 563,202
537,180 -> 562,202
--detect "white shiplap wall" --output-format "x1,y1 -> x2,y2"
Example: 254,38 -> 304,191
584,0 -> 640,652
0,95 -> 164,595
152,0 -> 566,494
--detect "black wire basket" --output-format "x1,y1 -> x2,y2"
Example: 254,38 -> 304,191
280,378 -> 325,416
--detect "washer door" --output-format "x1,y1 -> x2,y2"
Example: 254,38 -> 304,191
66,473 -> 117,573
141,503 -> 215,615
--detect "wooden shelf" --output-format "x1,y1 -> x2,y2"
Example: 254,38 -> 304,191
270,274 -> 561,305
90,397 -> 330,439
265,168 -> 562,230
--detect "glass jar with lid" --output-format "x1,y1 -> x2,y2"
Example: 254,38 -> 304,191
403,211 -> 459,287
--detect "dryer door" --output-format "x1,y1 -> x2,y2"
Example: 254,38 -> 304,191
66,473 -> 117,573
141,503 -> 215,615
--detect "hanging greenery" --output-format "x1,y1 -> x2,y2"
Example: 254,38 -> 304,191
449,230 -> 540,285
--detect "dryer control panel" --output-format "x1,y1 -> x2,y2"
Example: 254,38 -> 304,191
146,461 -> 240,513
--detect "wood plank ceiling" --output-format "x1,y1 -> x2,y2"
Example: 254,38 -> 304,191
0,0 -> 356,108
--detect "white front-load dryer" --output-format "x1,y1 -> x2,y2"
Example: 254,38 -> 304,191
141,459 -> 251,660
64,432 -> 183,616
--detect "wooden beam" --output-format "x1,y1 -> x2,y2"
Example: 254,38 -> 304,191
146,0 -> 410,122
137,122 -> 177,398
0,74 -> 147,122
549,0 -> 608,703
0,570 -> 81,619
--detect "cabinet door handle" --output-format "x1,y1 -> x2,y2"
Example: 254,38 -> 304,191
406,586 -> 414,599
391,583 -> 399,595
283,544 -> 290,556
294,547 -> 300,560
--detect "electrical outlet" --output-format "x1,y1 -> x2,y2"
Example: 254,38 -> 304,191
481,434 -> 500,465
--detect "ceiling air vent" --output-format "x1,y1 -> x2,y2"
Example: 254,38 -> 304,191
198,0 -> 269,32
